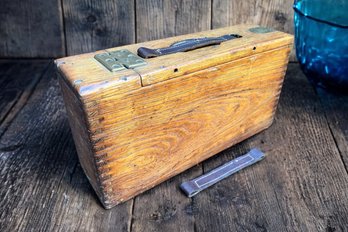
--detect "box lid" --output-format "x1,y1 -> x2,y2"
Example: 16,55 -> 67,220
56,24 -> 293,96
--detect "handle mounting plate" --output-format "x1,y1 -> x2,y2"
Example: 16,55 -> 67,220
94,50 -> 147,72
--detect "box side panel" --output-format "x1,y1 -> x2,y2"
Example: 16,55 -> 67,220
58,76 -> 108,206
81,44 -> 291,208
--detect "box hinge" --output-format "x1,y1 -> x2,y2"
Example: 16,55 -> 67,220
94,49 -> 147,72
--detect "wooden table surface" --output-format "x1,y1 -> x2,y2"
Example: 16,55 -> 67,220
0,60 -> 347,232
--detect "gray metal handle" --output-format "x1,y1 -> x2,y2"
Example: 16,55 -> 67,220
137,34 -> 242,58
180,148 -> 265,197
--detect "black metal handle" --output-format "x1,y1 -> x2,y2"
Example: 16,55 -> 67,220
137,34 -> 242,59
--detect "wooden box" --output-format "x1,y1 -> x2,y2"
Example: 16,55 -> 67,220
55,24 -> 293,209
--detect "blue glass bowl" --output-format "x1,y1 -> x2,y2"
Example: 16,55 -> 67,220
294,0 -> 348,93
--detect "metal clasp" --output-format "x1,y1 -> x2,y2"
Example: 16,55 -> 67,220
94,49 -> 147,72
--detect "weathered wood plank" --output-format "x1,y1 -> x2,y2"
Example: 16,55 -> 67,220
62,0 -> 135,55
212,0 -> 296,61
0,60 -> 50,137
212,0 -> 293,32
0,0 -> 299,59
192,64 -> 348,231
136,0 -> 211,42
0,63 -> 132,231
131,165 -> 202,232
317,88 -> 348,174
0,0 -> 65,57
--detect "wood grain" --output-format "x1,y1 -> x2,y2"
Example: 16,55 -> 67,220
0,0 -> 65,57
56,25 -> 293,208
317,87 -> 348,175
136,0 -> 211,42
62,0 -> 135,55
131,165 -> 202,232
212,0 -> 296,61
59,76 -> 106,205
212,0 -> 293,32
0,60 -> 50,137
193,64 -> 348,231
1,62 -> 348,231
0,62 -> 132,232
56,25 -> 293,91
0,0 -> 298,59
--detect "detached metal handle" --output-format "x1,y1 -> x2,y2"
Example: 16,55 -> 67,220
137,34 -> 242,59
180,148 -> 265,197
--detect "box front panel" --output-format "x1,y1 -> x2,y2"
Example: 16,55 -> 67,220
82,45 -> 291,207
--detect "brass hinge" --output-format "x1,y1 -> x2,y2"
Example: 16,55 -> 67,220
94,49 -> 147,72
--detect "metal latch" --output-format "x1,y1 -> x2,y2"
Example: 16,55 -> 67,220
180,148 -> 265,197
94,49 -> 147,72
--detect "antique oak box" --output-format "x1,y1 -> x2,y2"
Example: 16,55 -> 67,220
55,25 -> 293,209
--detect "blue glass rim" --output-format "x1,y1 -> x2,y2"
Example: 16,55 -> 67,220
293,4 -> 348,29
